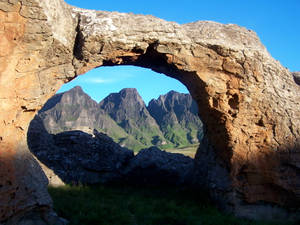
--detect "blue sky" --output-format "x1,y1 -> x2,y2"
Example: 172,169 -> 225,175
60,0 -> 300,104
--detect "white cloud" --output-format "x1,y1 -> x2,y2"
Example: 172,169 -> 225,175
82,73 -> 136,84
83,77 -> 115,84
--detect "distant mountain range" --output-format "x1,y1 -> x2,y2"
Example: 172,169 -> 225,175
33,86 -> 203,151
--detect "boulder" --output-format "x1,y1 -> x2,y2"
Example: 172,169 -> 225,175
28,117 -> 134,185
123,146 -> 194,186
28,117 -> 194,187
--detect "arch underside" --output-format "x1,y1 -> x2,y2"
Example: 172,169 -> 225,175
0,0 -> 300,222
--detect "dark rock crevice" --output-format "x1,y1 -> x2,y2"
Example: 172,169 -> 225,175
72,14 -> 84,61
292,72 -> 300,85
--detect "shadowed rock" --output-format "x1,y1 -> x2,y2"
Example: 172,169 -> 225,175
292,72 -> 300,85
28,116 -> 195,187
123,146 -> 194,186
28,118 -> 134,185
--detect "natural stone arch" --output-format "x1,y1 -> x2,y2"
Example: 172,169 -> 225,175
0,0 -> 299,223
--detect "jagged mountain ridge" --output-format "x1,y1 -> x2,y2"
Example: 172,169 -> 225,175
99,88 -> 166,148
34,86 -> 203,151
148,91 -> 203,147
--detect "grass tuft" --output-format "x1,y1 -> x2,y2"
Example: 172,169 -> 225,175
48,184 -> 290,225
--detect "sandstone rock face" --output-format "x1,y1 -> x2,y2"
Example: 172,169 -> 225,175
0,0 -> 300,222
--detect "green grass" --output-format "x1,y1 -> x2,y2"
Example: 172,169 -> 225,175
48,184 -> 289,225
163,144 -> 199,158
164,125 -> 190,147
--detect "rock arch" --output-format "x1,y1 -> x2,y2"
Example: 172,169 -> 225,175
0,0 -> 299,222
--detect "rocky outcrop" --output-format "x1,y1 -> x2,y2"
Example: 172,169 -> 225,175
0,0 -> 300,223
292,72 -> 300,85
123,146 -> 194,186
28,117 -> 134,184
28,119 -> 195,187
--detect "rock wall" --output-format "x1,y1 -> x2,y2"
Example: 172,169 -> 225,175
0,0 -> 299,223
0,0 -> 76,222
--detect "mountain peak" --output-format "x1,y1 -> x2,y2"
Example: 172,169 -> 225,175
165,90 -> 190,99
147,91 -> 200,127
167,90 -> 178,95
117,88 -> 144,105
119,88 -> 140,98
99,88 -> 163,143
39,87 -> 87,112
120,88 -> 138,93
36,87 -> 202,151
100,88 -> 146,120
69,86 -> 84,93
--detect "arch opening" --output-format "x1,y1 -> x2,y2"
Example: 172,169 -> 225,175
27,65 -> 205,186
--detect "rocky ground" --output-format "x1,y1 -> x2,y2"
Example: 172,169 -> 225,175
28,117 -> 196,187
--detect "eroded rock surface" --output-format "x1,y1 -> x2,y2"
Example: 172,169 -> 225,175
0,0 -> 300,222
